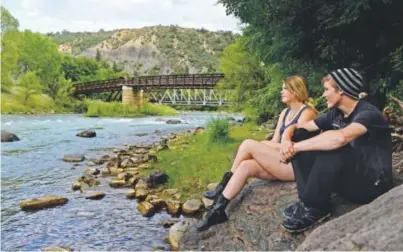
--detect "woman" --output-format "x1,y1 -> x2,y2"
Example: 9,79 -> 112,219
196,75 -> 318,231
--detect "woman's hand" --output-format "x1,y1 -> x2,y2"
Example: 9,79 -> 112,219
280,140 -> 296,163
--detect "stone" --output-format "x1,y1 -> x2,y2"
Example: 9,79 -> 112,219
117,172 -> 132,181
297,184 -> 403,251
109,180 -> 126,188
78,175 -> 100,186
146,195 -> 166,209
84,168 -> 100,176
63,154 -> 85,162
135,188 -> 149,201
137,163 -> 150,169
166,119 -> 182,124
149,169 -> 169,188
42,246 -> 72,251
121,158 -> 135,168
192,127 -> 205,135
163,188 -> 178,196
85,192 -> 105,200
157,144 -> 169,152
206,182 -> 218,191
160,220 -> 178,228
1,130 -> 20,142
137,201 -> 155,217
72,181 -> 81,191
182,199 -> 203,215
168,219 -> 196,250
166,200 -> 181,216
135,180 -> 149,190
76,129 -> 96,138
20,196 -> 68,211
201,196 -> 214,209
126,189 -> 136,199
147,154 -> 158,163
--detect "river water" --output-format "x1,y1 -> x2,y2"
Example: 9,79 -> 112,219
1,112 -> 241,251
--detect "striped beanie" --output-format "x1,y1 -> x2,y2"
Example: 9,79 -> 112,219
329,68 -> 364,100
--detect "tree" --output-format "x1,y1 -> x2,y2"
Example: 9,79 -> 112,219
1,30 -> 21,91
1,7 -> 19,33
95,48 -> 102,61
19,71 -> 43,105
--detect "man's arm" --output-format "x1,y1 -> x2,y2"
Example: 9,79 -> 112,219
294,123 -> 367,152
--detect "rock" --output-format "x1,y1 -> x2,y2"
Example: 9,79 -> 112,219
146,195 -> 166,209
201,196 -> 214,209
42,246 -> 72,251
135,180 -> 149,190
137,201 -> 155,217
135,188 -> 149,201
109,180 -> 126,188
163,188 -> 179,196
72,181 -> 81,191
1,130 -> 20,142
137,163 -> 150,169
121,158 -> 135,168
192,127 -> 205,135
84,168 -> 100,176
85,161 -> 97,166
20,196 -> 68,211
76,129 -> 96,138
117,172 -> 133,181
206,182 -> 218,191
157,144 -> 169,152
166,200 -> 181,216
154,130 -> 161,134
135,133 -> 148,137
169,219 -> 196,250
85,192 -> 105,200
182,199 -> 203,215
149,169 -> 169,188
147,154 -> 158,163
126,189 -> 136,199
160,220 -> 178,228
298,184 -> 403,251
63,154 -> 85,162
134,148 -> 149,154
166,119 -> 182,124
78,175 -> 100,186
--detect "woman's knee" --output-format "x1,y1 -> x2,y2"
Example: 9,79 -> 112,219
237,159 -> 259,177
239,139 -> 256,151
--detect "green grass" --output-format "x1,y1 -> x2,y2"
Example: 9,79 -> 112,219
85,100 -> 177,117
143,123 -> 268,200
206,118 -> 230,143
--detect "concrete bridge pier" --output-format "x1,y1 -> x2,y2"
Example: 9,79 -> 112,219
122,86 -> 143,107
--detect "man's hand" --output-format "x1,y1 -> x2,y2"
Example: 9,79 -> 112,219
280,140 -> 296,163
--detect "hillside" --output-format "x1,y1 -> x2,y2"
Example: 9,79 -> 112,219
47,26 -> 237,75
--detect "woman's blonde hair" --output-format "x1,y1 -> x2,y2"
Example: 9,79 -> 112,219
284,75 -> 317,113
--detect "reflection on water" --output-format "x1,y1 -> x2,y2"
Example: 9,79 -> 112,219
1,112 -> 242,251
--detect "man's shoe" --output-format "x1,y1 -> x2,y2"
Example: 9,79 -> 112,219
283,201 -> 302,219
281,203 -> 330,233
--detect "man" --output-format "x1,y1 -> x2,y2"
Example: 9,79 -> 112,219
280,68 -> 393,233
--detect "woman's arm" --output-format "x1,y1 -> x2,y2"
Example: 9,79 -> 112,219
271,108 -> 287,143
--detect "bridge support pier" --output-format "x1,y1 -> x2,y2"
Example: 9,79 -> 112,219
122,86 -> 143,107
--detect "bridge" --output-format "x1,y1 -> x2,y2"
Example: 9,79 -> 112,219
73,73 -> 231,106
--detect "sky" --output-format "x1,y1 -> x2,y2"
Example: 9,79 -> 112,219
2,0 -> 242,33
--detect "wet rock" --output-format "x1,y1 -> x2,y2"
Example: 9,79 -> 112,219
121,158 -> 135,168
135,133 -> 148,137
63,154 -> 85,162
146,195 -> 166,209
85,161 -> 97,166
192,127 -> 205,135
79,175 -> 100,186
166,200 -> 181,216
135,179 -> 149,190
20,196 -> 68,211
154,130 -> 162,134
109,180 -> 126,188
126,189 -> 136,199
108,168 -> 124,176
42,246 -> 72,251
182,199 -> 203,215
149,169 -> 169,188
84,168 -> 100,176
147,154 -> 158,163
206,182 -> 218,191
135,188 -> 149,200
169,219 -> 196,250
85,192 -> 105,200
166,119 -> 182,124
137,201 -> 155,217
298,184 -> 403,251
117,172 -> 132,181
201,196 -> 214,209
134,148 -> 149,154
76,129 -> 96,138
1,130 -> 20,142
160,220 -> 178,228
72,181 -> 81,191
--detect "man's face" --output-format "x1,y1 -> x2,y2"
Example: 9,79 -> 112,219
322,80 -> 342,108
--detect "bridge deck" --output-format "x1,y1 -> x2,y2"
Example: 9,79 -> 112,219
73,73 -> 224,94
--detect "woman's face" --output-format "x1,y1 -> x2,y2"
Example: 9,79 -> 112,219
281,83 -> 296,104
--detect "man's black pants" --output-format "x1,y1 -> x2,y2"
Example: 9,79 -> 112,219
291,128 -> 390,212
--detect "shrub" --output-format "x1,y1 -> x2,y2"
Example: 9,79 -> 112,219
206,118 -> 230,143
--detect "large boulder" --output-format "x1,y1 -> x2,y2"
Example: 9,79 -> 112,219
148,169 -> 168,188
166,119 -> 182,124
85,192 -> 106,200
20,196 -> 68,211
169,219 -> 196,250
298,184 -> 403,251
76,129 -> 96,138
137,201 -> 155,217
182,199 -> 203,215
1,130 -> 20,142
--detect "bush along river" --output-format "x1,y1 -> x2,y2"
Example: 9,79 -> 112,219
1,112 -> 243,251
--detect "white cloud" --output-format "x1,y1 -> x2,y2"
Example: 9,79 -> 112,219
2,0 -> 241,33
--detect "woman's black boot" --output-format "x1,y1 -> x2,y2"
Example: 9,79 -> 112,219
203,172 -> 233,199
196,194 -> 230,231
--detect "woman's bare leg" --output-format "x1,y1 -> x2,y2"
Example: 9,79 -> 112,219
230,139 -> 257,173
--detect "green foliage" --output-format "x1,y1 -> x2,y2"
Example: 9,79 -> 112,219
206,118 -> 230,143
19,71 -> 43,105
1,7 -> 19,32
139,102 -> 177,116
1,30 -> 21,91
95,48 -> 102,61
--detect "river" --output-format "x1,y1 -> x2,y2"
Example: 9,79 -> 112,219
1,112 -> 241,251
